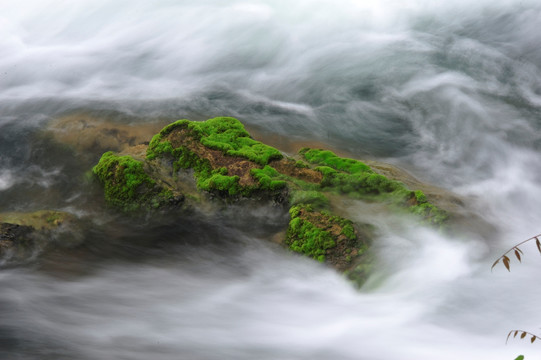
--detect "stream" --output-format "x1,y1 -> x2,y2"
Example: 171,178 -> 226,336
2,1 -> 541,359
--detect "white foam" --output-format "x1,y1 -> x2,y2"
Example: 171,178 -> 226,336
0,224 -> 537,360
0,171 -> 14,191
1,0 -> 539,102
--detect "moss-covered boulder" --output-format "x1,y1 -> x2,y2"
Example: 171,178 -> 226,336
91,116 -> 456,287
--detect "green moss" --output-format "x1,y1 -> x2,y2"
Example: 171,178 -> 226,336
151,140 -> 241,197
340,223 -> 356,240
414,190 -> 427,204
277,172 -> 320,192
160,119 -> 192,136
197,170 -> 242,196
404,189 -> 447,225
149,117 -> 282,166
173,146 -> 208,172
301,148 -> 372,174
146,120 -> 191,160
250,164 -> 279,178
250,163 -> 322,199
285,204 -> 367,270
289,190 -> 329,209
196,117 -> 282,165
294,160 -> 310,169
285,205 -> 338,261
315,165 -> 400,196
250,166 -> 287,192
302,148 -> 401,195
147,137 -> 175,160
93,151 -> 174,212
301,148 -> 448,226
409,201 -> 448,225
146,117 -> 285,198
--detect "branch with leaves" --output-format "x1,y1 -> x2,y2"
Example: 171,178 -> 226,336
491,234 -> 541,271
492,234 -> 541,347
507,330 -> 539,344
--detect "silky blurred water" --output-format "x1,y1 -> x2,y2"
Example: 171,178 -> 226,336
1,1 -> 541,359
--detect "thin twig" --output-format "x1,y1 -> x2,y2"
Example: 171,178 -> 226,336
492,233 -> 541,271
507,330 -> 540,344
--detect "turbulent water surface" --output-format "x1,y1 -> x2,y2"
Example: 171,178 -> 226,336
2,1 -> 541,359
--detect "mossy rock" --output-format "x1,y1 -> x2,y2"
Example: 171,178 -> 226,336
95,118 -> 447,225
289,190 -> 330,209
285,204 -> 370,273
147,117 -> 283,165
93,151 -> 183,212
90,117 -> 463,289
299,148 -> 448,226
145,117 -> 287,199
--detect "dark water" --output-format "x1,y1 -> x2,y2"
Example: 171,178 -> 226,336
2,1 -> 541,359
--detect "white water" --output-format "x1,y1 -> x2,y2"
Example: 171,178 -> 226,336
2,1 -> 541,359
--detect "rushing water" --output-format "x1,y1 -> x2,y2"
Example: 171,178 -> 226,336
2,1 -> 541,359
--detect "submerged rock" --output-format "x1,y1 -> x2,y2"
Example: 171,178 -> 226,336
0,223 -> 36,263
45,112 -> 167,157
0,210 -> 81,264
0,210 -> 76,229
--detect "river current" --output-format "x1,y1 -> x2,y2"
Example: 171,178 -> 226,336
1,1 -> 541,359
